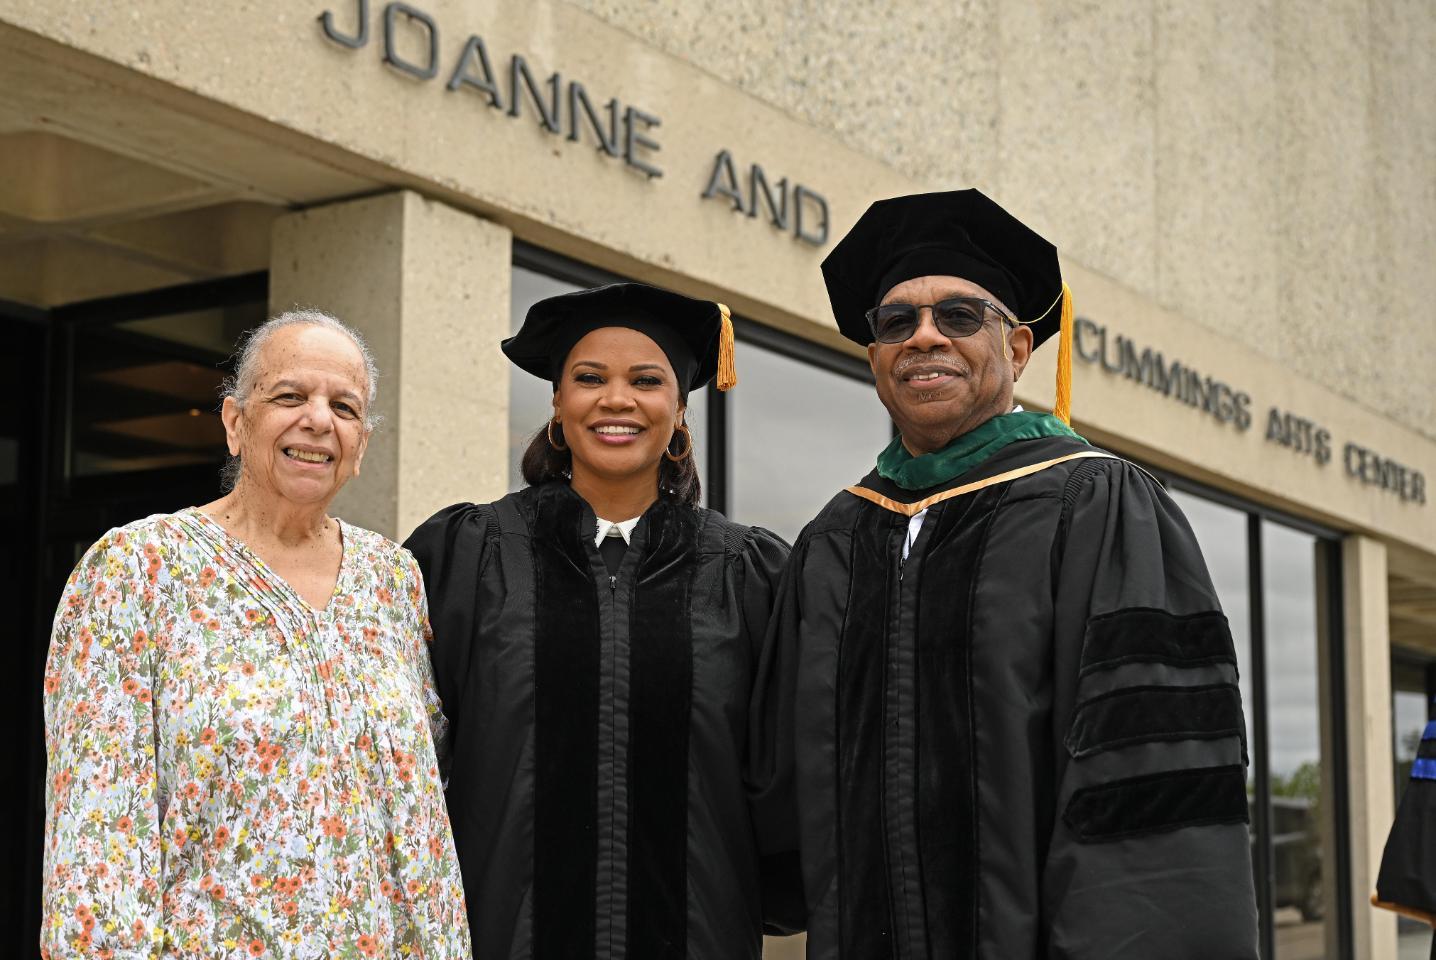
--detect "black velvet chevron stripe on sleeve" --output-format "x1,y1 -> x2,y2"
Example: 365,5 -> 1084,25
1078,608 -> 1236,677
1064,683 -> 1245,758
1063,764 -> 1249,843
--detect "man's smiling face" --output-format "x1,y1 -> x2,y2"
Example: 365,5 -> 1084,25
866,274 -> 1033,455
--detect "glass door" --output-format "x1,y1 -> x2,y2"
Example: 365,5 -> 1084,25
15,276 -> 266,960
1167,485 -> 1351,959
2,303 -> 50,960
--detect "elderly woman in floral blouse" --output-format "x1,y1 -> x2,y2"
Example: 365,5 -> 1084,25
40,310 -> 470,959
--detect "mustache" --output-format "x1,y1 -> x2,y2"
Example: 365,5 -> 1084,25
892,352 -> 967,376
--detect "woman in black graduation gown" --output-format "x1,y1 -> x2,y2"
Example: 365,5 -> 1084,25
403,282 -> 803,959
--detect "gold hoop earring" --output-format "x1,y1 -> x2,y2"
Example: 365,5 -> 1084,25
547,418 -> 567,451
664,423 -> 693,462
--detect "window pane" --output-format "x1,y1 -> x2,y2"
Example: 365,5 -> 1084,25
1391,662 -> 1431,792
70,302 -> 263,478
1166,491 -> 1263,939
508,266 -> 706,503
728,341 -> 889,542
510,268 -> 576,493
1167,491 -> 1255,760
1262,522 -> 1333,959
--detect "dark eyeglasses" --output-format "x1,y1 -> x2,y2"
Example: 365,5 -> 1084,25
864,297 -> 1015,345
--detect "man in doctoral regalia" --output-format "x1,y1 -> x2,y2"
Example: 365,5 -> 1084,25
748,190 -> 1259,958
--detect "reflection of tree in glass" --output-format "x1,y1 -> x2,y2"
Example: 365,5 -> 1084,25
1271,760 -> 1320,800
1269,760 -> 1326,924
1270,760 -> 1322,849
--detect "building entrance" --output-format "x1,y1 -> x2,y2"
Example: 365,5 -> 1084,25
3,275 -> 266,959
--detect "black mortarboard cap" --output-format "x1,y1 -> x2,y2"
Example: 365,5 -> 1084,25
821,189 -> 1065,349
502,282 -> 737,397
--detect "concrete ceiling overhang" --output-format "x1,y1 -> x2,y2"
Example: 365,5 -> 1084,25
1389,542 -> 1436,657
0,11 -> 874,354
0,23 -> 380,306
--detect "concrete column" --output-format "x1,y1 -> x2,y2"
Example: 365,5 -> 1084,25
1342,534 -> 1396,959
270,190 -> 511,540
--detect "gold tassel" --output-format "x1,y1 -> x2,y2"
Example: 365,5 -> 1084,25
716,303 -> 738,391
1053,282 -> 1074,425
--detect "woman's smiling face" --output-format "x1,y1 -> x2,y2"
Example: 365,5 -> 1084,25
221,323 -> 372,507
553,326 -> 684,488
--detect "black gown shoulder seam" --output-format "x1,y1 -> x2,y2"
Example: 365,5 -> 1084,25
992,490 -> 1064,508
468,502 -> 503,579
1050,460 -> 1114,597
1060,456 -> 1117,510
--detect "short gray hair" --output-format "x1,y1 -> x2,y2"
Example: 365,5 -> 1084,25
219,308 -> 380,491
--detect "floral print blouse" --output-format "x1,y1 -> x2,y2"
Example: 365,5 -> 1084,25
41,508 -> 471,960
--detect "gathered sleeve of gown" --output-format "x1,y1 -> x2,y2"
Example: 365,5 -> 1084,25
41,528 -> 169,959
1042,460 -> 1260,958
397,546 -> 451,773
401,503 -> 496,783
744,525 -> 806,936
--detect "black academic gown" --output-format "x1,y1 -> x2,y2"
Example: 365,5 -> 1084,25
751,433 -> 1259,959
1375,722 -> 1436,939
404,482 -> 802,960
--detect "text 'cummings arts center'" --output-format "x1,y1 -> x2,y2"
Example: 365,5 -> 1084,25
1076,317 -> 1427,505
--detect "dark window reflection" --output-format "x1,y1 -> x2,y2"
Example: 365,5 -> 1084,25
728,342 -> 889,543
69,304 -> 262,477
1168,491 -> 1255,763
510,268 -> 577,493
1170,490 -> 1349,957
1392,657 -> 1434,792
1261,522 -> 1331,959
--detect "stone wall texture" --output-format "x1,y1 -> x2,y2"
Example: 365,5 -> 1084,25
569,0 -> 1436,439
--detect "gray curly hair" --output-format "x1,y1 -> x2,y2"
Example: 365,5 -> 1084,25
219,308 -> 380,491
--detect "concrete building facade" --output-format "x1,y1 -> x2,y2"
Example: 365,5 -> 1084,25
4,2 -> 1434,957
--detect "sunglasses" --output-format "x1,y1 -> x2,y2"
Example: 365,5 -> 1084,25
864,297 -> 1015,345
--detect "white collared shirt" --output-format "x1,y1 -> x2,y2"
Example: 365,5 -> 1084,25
903,405 -> 1024,559
594,516 -> 641,549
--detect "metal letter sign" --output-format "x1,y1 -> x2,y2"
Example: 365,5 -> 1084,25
317,7 -> 831,245
382,2 -> 440,81
319,0 -> 368,48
